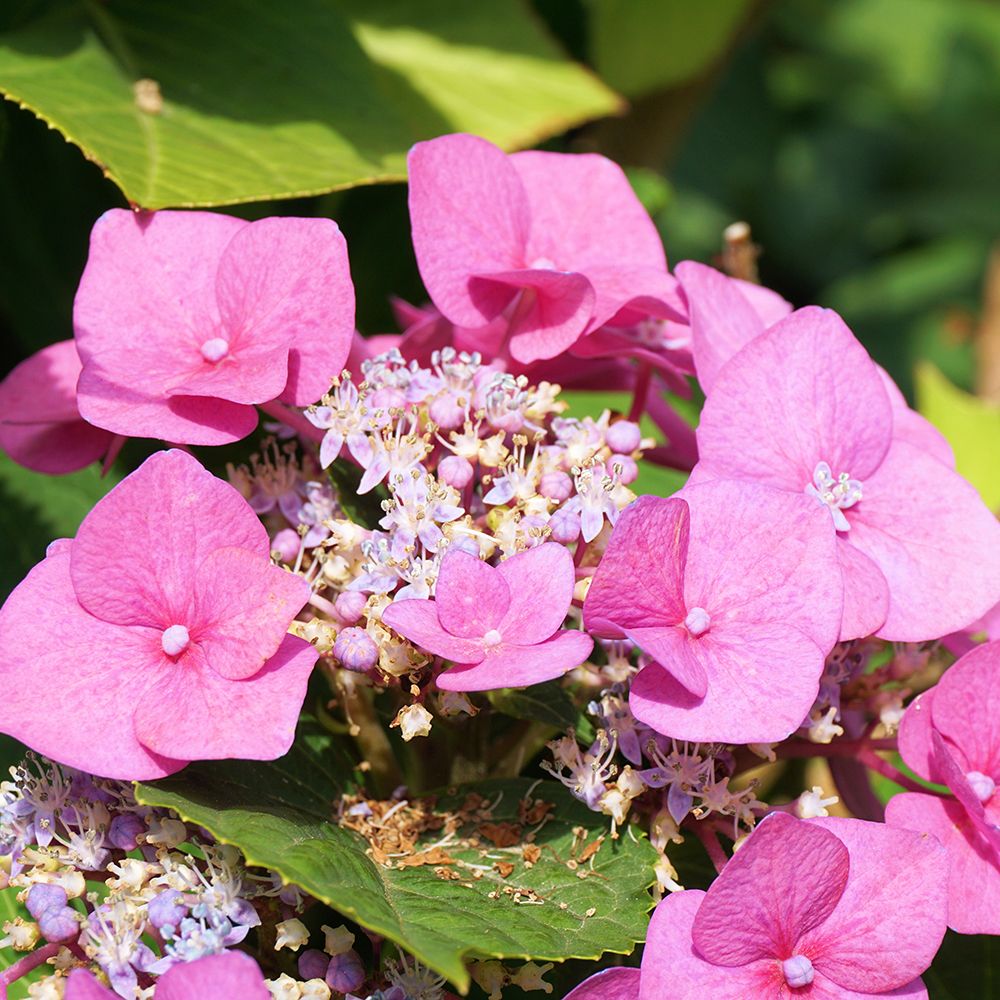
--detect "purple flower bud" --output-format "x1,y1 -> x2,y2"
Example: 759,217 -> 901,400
333,627 -> 378,672
335,590 -> 368,626
37,905 -> 79,943
147,889 -> 188,931
326,948 -> 366,993
549,508 -> 581,544
429,392 -> 466,430
26,883 -> 67,919
606,420 -> 641,454
108,813 -> 146,851
271,528 -> 302,563
539,471 -> 573,502
299,948 -> 332,981
438,454 -> 474,489
608,454 -> 638,485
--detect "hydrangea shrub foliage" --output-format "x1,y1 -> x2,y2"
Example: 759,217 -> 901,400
1,132 -> 999,999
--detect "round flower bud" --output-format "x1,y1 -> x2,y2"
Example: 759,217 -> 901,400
549,509 -> 581,544
271,528 -> 301,564
333,627 -> 378,672
147,889 -> 187,931
37,906 -> 79,943
334,590 -> 367,626
606,419 -> 642,455
608,454 -> 638,485
325,949 -> 366,994
429,392 -> 467,429
299,949 -> 332,982
539,470 -> 573,502
438,454 -> 474,489
26,884 -> 67,920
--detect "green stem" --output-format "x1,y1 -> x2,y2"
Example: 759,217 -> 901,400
337,670 -> 403,798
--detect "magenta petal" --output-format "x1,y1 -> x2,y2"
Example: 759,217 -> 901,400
640,891 -> 786,1000
436,630 -> 592,692
675,260 -> 766,392
877,366 -> 954,469
583,495 -> 688,636
930,642 -> 1000,776
697,307 -> 893,489
65,969 -> 117,999
836,536 -> 890,641
848,441 -> 1000,641
408,134 -> 529,328
497,542 -> 576,644
71,450 -> 268,627
564,968 -> 640,1000
625,627 -> 708,698
134,634 -> 315,762
0,551 -> 184,780
800,818 -> 946,993
692,813 -> 849,966
887,791 -> 1000,935
897,690 -> 942,784
156,952 -> 270,1000
381,599 -> 486,663
434,550 -> 510,638
732,278 -> 793,327
193,548 -> 309,680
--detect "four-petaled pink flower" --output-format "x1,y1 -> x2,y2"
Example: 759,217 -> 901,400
65,951 -> 270,999
381,543 -> 592,691
571,813 -> 946,999
73,210 -> 354,445
407,133 -> 683,365
584,482 -> 842,743
887,640 -> 1000,934
0,449 -> 316,780
0,340 -> 115,474
693,306 -> 1000,641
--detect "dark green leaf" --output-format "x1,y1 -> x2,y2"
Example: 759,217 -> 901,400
327,459 -> 387,531
924,931 -> 1000,998
488,682 -> 578,731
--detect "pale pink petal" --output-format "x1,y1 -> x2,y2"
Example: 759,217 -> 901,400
473,268 -> 594,364
583,495 -> 688,636
436,630 -> 592,691
65,969 -> 117,999
214,217 -> 354,406
847,441 -> 1000,641
692,813 -> 848,966
434,550 -> 509,638
625,626 -> 708,698
0,340 -> 85,420
564,968 -> 640,1000
733,278 -> 793,328
192,548 -> 310,680
805,975 -> 929,999
0,551 -> 184,780
877,366 -> 954,468
76,364 -> 258,445
381,599 -> 486,663
408,134 -> 529,327
887,792 -> 1000,935
897,690 -> 942,784
156,951 -> 270,1000
675,261 -> 766,392
133,634 -> 315,761
577,263 -> 685,331
835,537 -> 890,641
640,890 -> 788,1000
497,542 -> 576,644
71,450 -> 269,627
801,817 -> 946,993
629,623 -> 827,744
696,307 -> 893,489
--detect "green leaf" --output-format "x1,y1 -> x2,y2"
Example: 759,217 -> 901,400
0,0 -> 620,208
136,730 -> 656,992
589,0 -> 751,98
915,362 -> 1000,512
0,454 -> 121,599
488,681 -> 578,730
327,458 -> 387,531
923,930 -> 1000,998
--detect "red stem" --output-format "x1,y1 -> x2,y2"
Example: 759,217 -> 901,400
1,943 -> 61,994
628,364 -> 653,421
856,748 -> 941,795
692,821 -> 729,876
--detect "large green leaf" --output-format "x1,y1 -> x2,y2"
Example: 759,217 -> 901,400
136,730 -> 656,992
915,362 -> 1000,512
924,931 -> 1000,998
0,0 -> 619,208
589,0 -> 751,98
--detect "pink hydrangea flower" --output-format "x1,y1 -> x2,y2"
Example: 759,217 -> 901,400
887,640 -> 1000,934
73,210 -> 354,445
571,813 -> 945,999
381,543 -> 592,691
0,340 -> 115,474
0,449 -> 316,779
693,306 -> 1000,641
407,133 -> 683,365
583,482 -> 842,743
65,951 -> 270,999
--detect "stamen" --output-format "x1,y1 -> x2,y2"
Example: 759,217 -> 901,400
161,625 -> 190,657
683,607 -> 711,637
483,628 -> 503,648
199,337 -> 229,363
805,461 -> 862,532
782,954 -> 815,987
966,770 -> 996,803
